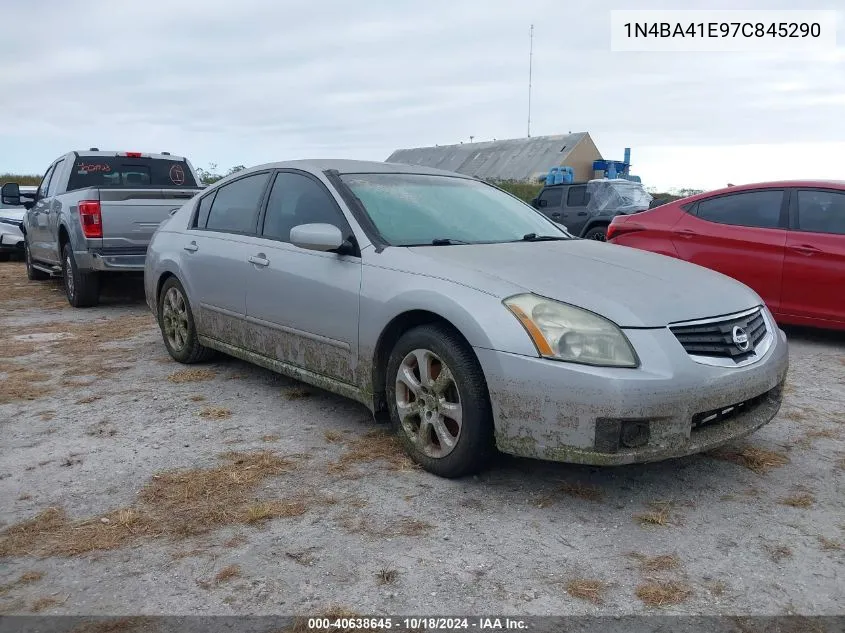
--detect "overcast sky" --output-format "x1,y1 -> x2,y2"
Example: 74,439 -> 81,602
1,0 -> 843,190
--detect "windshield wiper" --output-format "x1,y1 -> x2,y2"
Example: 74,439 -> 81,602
520,233 -> 569,242
430,238 -> 470,245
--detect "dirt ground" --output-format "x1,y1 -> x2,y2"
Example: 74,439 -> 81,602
0,261 -> 843,617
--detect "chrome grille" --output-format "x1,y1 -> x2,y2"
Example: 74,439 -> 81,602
670,308 -> 767,363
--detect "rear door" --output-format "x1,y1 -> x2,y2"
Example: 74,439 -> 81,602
244,170 -> 362,384
535,187 -> 564,224
561,185 -> 591,235
671,189 -> 788,312
180,172 -> 272,344
780,188 -> 845,324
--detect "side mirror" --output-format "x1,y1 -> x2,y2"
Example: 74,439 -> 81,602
1,182 -> 21,206
537,198 -> 548,208
290,223 -> 352,254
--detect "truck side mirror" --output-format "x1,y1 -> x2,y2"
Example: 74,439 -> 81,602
1,182 -> 21,206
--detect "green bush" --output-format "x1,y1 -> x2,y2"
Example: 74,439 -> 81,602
1,173 -> 42,186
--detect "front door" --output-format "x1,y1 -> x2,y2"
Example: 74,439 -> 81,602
780,188 -> 845,325
180,172 -> 272,345
28,164 -> 55,262
671,188 -> 788,314
244,170 -> 361,384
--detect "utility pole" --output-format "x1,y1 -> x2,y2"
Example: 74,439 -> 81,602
527,24 -> 534,138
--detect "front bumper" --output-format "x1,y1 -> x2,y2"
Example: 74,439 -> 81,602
476,314 -> 788,466
0,228 -> 24,253
73,250 -> 146,272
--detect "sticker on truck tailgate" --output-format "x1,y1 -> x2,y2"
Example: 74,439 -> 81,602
169,165 -> 185,185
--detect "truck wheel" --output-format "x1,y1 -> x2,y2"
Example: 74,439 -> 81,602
25,242 -> 49,280
583,226 -> 608,241
158,276 -> 216,364
385,324 -> 495,478
61,243 -> 100,307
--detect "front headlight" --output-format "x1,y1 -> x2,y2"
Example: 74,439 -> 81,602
504,293 -> 639,367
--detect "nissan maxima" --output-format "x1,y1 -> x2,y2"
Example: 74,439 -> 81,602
144,160 -> 788,478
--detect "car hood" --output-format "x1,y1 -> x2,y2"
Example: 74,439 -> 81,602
403,240 -> 761,328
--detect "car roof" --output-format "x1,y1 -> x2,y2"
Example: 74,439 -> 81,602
684,180 -> 845,202
236,159 -> 475,179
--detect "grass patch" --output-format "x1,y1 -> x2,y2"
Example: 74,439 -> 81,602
244,500 -> 307,524
0,451 -> 304,557
340,515 -> 432,538
0,365 -> 52,404
818,536 -> 842,551
189,395 -> 206,402
628,553 -> 681,572
324,430 -> 344,443
635,581 -> 692,607
0,571 -> 45,595
214,564 -> 241,584
262,435 -> 280,442
565,578 -> 607,604
199,406 -> 232,420
168,369 -> 216,383
779,492 -> 815,509
75,395 -> 102,405
709,445 -> 790,474
30,595 -> 66,612
327,430 -> 415,474
376,567 -> 398,585
634,502 -> 675,527
284,386 -> 312,400
559,481 -> 603,502
764,543 -> 793,562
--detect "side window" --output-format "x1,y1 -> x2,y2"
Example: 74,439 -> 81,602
193,191 -> 216,228
205,173 -> 270,234
796,190 -> 845,235
567,185 -> 590,207
47,160 -> 65,197
537,188 -> 562,209
262,172 -> 345,242
37,165 -> 55,199
696,190 -> 784,229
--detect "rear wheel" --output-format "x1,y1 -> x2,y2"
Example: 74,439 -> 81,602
583,225 -> 608,241
158,276 -> 215,364
386,324 -> 495,478
62,243 -> 100,307
25,241 -> 49,280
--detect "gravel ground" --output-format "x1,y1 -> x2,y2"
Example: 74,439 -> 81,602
0,261 -> 843,617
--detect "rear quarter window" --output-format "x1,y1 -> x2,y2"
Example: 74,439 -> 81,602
67,158 -> 197,191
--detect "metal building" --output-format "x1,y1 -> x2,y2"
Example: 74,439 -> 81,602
386,132 -> 602,183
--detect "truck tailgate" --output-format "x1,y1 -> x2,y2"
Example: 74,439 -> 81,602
98,188 -> 197,252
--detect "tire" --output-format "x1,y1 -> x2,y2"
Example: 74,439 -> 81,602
25,241 -> 49,280
62,243 -> 100,307
0,252 -> 9,262
157,276 -> 216,364
385,324 -> 495,478
583,225 -> 608,241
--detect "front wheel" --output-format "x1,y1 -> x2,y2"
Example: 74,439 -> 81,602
157,276 -> 215,364
385,324 -> 495,478
583,226 -> 608,241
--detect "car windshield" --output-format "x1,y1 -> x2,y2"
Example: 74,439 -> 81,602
339,173 -> 570,246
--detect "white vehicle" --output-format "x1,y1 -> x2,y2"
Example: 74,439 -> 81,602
0,185 -> 36,261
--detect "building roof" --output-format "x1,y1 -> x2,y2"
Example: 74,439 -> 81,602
385,133 -> 593,182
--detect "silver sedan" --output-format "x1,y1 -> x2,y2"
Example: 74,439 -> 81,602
144,160 -> 788,477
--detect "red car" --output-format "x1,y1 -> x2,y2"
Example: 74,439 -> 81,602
607,180 -> 845,331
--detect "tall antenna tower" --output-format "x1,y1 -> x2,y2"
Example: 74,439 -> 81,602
527,24 -> 534,138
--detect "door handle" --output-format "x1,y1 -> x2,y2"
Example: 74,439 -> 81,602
183,241 -> 198,253
551,212 -> 561,219
789,244 -> 821,256
249,254 -> 269,267
676,229 -> 698,239
577,211 -> 588,216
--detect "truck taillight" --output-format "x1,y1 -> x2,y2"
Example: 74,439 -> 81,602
78,200 -> 102,238
124,152 -> 143,158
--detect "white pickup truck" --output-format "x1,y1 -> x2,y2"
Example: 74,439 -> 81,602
0,150 -> 203,307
